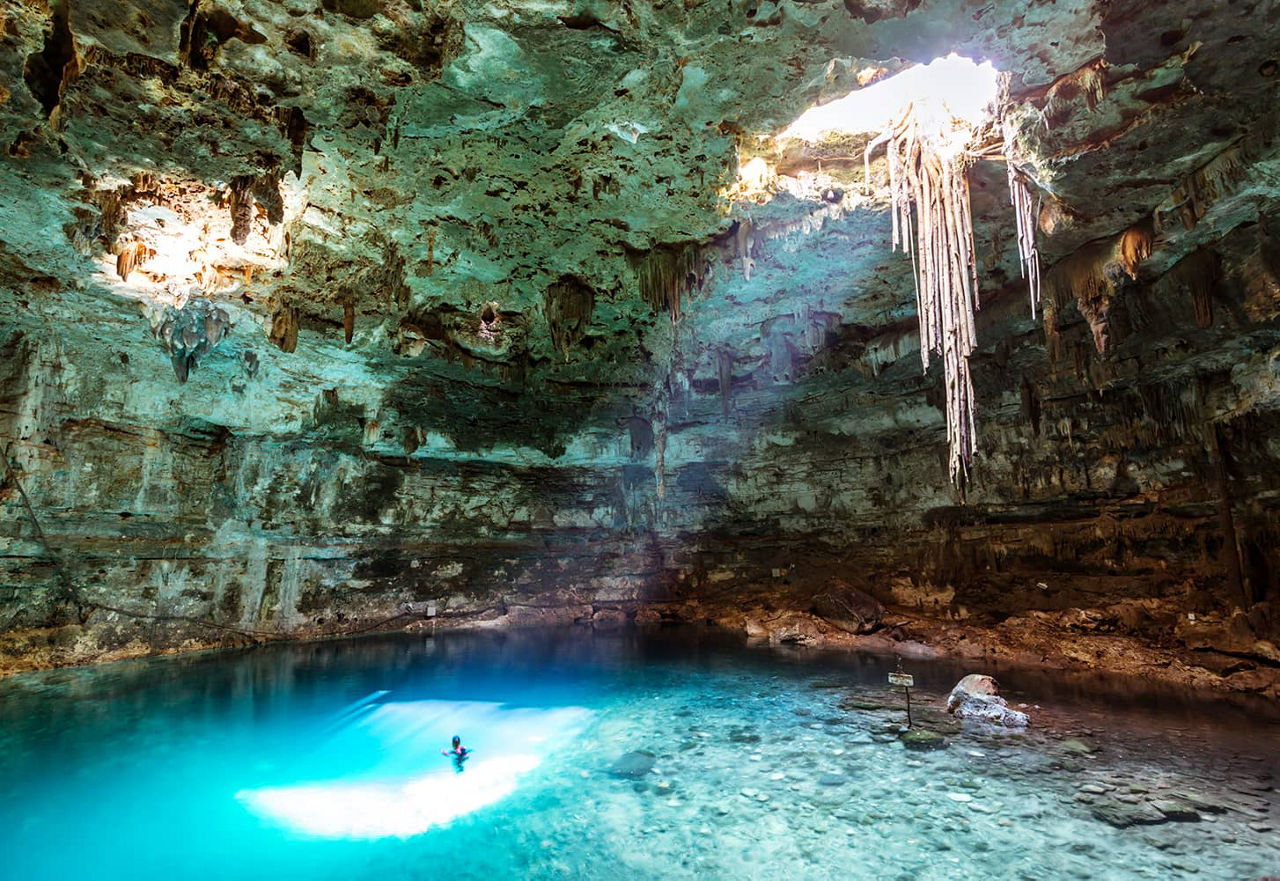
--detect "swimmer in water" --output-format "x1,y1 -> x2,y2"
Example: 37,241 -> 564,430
442,735 -> 470,771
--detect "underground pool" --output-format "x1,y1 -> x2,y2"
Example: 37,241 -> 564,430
0,629 -> 1276,880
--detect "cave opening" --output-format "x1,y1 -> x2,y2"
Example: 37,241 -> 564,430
1,1 -> 1279,877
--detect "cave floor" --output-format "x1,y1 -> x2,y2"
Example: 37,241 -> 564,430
0,628 -> 1275,879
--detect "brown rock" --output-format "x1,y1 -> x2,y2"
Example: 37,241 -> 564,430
812,581 -> 883,634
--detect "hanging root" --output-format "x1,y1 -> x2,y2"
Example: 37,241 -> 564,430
873,110 -> 987,482
1003,123 -> 1041,317
859,82 -> 1060,483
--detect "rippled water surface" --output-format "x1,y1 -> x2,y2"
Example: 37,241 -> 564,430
0,628 -> 1276,880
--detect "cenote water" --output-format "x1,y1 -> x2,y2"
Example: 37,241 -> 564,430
0,629 -> 1276,880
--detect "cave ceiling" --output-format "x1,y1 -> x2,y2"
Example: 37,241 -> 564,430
2,0 -> 1280,484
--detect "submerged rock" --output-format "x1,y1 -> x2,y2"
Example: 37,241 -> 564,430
610,751 -> 656,779
900,729 -> 947,751
946,675 -> 1029,728
1061,739 -> 1097,755
1090,798 -> 1169,828
1151,799 -> 1202,822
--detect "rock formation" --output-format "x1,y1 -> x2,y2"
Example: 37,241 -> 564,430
945,674 -> 1030,728
0,0 -> 1278,695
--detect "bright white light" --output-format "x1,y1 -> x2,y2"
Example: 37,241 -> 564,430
778,54 -> 1000,142
737,156 -> 773,193
236,700 -> 593,839
239,754 -> 541,838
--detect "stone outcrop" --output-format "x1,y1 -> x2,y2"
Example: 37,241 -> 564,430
811,581 -> 883,635
0,0 -> 1279,688
946,674 -> 1030,728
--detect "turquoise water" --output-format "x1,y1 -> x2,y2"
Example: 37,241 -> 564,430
0,629 -> 1276,880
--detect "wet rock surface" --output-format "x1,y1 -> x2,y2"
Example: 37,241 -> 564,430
947,674 -> 1031,728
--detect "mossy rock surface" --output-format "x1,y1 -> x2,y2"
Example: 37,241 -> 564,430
900,729 -> 947,751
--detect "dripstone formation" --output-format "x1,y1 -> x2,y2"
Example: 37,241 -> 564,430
1,0 -> 1279,695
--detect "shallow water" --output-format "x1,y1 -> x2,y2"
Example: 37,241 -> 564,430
0,628 -> 1276,880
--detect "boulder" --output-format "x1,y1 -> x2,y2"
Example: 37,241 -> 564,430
590,607 -> 627,630
946,674 -> 1029,728
812,582 -> 884,634
1091,798 -> 1168,828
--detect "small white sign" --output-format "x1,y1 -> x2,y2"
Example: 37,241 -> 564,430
426,602 -> 438,618
888,672 -> 914,688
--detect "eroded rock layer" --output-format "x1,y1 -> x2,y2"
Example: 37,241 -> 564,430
1,0 -> 1279,692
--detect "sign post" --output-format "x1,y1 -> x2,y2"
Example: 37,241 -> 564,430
888,658 -> 915,728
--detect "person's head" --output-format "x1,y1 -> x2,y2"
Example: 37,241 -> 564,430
452,735 -> 461,748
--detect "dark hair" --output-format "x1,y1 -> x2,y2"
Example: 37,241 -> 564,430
452,735 -> 461,746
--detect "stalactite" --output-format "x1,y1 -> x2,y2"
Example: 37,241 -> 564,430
343,300 -> 355,344
1137,376 -> 1207,441
1161,144 -> 1249,232
1117,221 -> 1154,280
1019,376 -> 1042,436
624,415 -> 654,459
251,173 -> 285,225
1042,295 -> 1064,362
114,238 -> 150,281
228,176 -> 254,245
269,304 -> 300,353
544,276 -> 595,358
152,298 -> 231,382
1042,60 -> 1107,122
1043,240 -> 1125,355
717,347 -> 734,417
1076,292 -> 1113,354
1159,247 -> 1219,329
631,244 -> 706,323
654,420 -> 667,502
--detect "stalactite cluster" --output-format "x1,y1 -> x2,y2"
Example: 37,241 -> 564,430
152,299 -> 231,382
1117,222 -> 1154,280
269,303 -> 300,353
631,244 -> 706,323
1174,248 -> 1220,329
1161,143 -> 1249,232
544,275 -> 595,357
1043,242 -> 1118,355
113,238 -> 151,281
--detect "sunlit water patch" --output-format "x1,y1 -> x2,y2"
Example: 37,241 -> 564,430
0,629 -> 1276,880
238,700 -> 593,838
